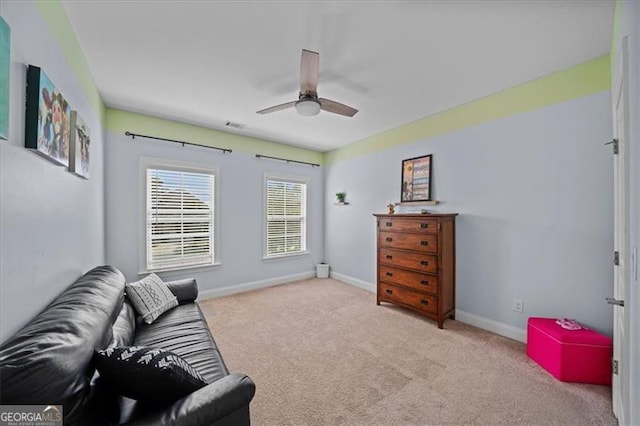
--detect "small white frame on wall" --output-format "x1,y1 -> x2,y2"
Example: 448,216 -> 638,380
69,111 -> 90,179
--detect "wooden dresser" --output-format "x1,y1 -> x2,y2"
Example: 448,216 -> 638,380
373,213 -> 457,328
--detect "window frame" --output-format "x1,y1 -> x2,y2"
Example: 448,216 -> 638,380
139,156 -> 220,273
263,173 -> 310,261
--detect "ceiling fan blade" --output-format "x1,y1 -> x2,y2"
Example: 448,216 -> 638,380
300,49 -> 319,96
257,100 -> 297,114
319,98 -> 358,117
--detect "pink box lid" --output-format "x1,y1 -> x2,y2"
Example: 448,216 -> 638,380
528,317 -> 612,346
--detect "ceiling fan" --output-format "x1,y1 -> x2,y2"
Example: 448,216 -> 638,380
257,49 -> 358,117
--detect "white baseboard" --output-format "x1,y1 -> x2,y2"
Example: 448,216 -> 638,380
330,271 -> 376,293
456,309 -> 527,343
330,273 -> 526,342
198,270 -> 316,300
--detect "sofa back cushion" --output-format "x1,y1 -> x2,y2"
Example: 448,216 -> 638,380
0,265 -> 127,422
108,300 -> 136,349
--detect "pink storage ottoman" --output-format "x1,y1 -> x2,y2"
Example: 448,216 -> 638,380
526,317 -> 612,385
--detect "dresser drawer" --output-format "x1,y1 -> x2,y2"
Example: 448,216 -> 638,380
379,218 -> 438,234
379,282 -> 437,315
379,248 -> 438,273
379,231 -> 438,253
379,265 -> 438,294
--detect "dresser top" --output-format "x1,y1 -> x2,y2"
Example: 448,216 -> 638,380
373,213 -> 458,218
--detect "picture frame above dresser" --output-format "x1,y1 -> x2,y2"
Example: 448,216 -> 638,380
401,154 -> 432,202
373,213 -> 457,328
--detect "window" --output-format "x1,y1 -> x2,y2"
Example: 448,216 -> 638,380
142,159 -> 217,272
265,176 -> 308,258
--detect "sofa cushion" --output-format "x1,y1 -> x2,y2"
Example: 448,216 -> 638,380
95,346 -> 208,402
108,301 -> 136,348
134,303 -> 228,384
126,274 -> 178,324
0,265 -> 126,423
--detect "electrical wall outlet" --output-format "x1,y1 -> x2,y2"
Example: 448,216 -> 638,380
513,298 -> 524,313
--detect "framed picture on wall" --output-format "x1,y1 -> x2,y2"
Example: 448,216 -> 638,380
24,65 -> 71,166
69,111 -> 90,179
401,154 -> 432,202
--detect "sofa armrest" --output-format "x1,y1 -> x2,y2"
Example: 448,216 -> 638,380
124,373 -> 255,426
164,278 -> 198,304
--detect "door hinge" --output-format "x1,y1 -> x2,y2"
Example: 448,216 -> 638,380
605,138 -> 619,155
614,251 -> 620,266
613,359 -> 619,375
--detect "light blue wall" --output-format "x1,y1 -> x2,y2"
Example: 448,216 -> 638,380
325,91 -> 613,335
0,2 -> 105,341
104,130 -> 324,291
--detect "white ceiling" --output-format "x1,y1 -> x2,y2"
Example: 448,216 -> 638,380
61,1 -> 614,152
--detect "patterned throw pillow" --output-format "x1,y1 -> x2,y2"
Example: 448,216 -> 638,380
95,346 -> 208,402
126,273 -> 178,324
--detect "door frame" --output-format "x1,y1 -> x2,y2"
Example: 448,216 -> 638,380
611,35 -> 630,425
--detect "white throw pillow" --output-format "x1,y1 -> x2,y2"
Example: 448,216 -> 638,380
126,273 -> 178,324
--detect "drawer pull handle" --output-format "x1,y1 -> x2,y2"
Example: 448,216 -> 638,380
421,223 -> 429,228
386,272 -> 393,277
420,260 -> 429,266
420,299 -> 429,306
421,280 -> 429,286
386,289 -> 393,294
420,241 -> 429,246
386,255 -> 393,259
386,237 -> 393,242
386,222 -> 393,226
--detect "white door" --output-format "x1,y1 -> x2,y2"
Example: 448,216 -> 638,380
611,36 -> 630,425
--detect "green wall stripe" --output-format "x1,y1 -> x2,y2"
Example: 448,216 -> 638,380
610,0 -> 622,75
35,0 -> 105,124
106,108 -> 325,165
325,55 -> 611,165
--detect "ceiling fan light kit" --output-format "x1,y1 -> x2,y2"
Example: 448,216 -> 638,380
257,49 -> 358,118
295,98 -> 321,116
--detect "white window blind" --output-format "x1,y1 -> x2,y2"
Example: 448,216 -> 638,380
266,179 -> 307,257
146,168 -> 214,271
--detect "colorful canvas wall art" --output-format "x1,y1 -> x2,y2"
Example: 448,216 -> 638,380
0,17 -> 10,140
25,65 -> 71,166
69,111 -> 90,179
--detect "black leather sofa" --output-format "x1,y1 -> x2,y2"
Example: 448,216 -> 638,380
0,265 -> 255,425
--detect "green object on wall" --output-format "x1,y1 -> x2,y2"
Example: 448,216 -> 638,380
0,17 -> 10,140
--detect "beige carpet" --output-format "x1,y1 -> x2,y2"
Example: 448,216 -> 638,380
199,278 -> 616,426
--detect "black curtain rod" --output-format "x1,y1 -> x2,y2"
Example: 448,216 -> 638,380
255,154 -> 320,167
125,131 -> 232,153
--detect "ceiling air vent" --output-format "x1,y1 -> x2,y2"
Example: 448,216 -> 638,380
225,121 -> 245,129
